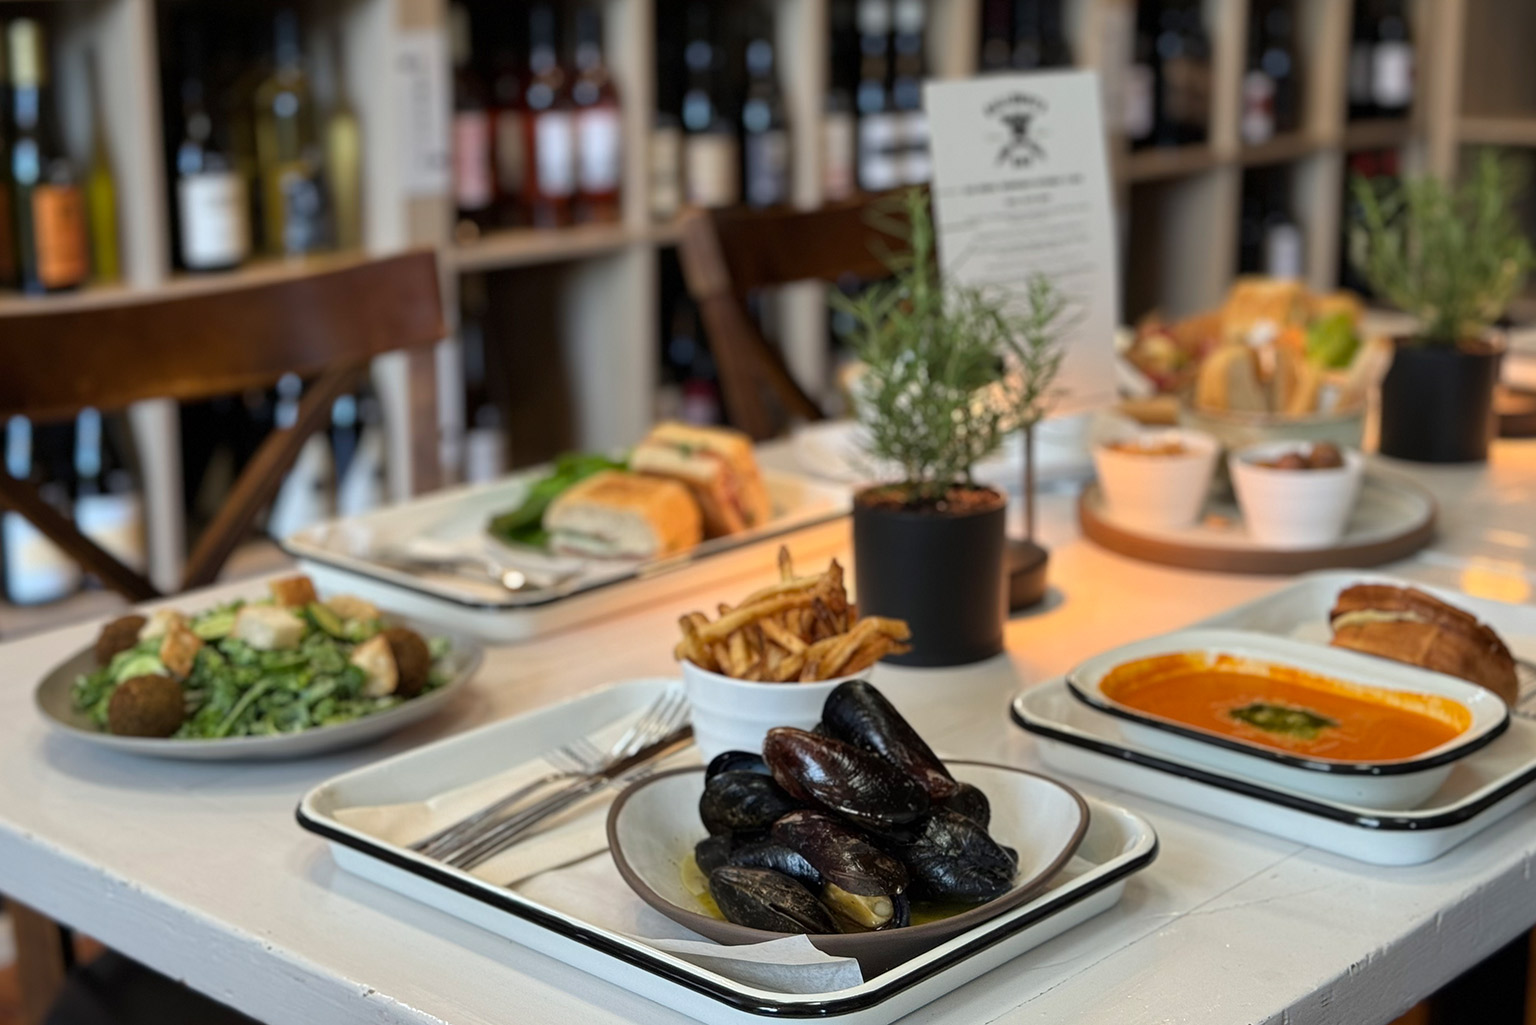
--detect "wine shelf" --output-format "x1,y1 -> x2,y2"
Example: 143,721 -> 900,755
450,223 -> 640,272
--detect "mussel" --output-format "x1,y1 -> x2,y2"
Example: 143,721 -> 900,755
763,728 -> 929,830
695,834 -> 736,875
773,810 -> 909,930
937,782 -> 990,829
821,681 -> 957,799
706,750 -> 770,779
708,866 -> 838,935
726,841 -> 822,891
899,810 -> 1017,904
699,770 -> 801,837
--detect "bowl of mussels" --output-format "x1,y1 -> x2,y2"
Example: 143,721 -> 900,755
607,680 -> 1090,974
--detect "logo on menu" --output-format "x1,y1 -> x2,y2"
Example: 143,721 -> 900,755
985,91 -> 1048,169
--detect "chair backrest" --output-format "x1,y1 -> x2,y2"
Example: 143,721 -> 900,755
677,196 -> 912,440
0,250 -> 445,600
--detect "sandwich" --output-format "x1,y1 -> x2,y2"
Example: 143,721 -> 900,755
1220,277 -> 1309,345
630,421 -> 773,537
544,470 -> 702,559
1329,584 -> 1520,705
1195,345 -> 1268,413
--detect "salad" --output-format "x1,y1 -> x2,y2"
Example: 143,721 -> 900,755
72,575 -> 454,740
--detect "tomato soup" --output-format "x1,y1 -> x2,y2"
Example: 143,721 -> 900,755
1098,653 -> 1469,763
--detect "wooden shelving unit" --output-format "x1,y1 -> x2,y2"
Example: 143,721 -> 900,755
1,0 -> 1528,596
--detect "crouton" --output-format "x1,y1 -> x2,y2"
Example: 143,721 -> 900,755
159,625 -> 204,679
325,594 -> 380,622
351,634 -> 399,697
381,627 -> 431,698
269,575 -> 319,608
233,606 -> 306,650
138,608 -> 189,642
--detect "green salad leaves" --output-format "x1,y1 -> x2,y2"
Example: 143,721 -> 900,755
487,451 -> 625,547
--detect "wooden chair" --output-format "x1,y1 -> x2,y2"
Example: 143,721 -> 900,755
677,196 -> 912,441
0,250 -> 444,1025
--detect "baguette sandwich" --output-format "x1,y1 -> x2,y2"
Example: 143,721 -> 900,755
630,421 -> 773,537
544,470 -> 702,559
1329,584 -> 1520,705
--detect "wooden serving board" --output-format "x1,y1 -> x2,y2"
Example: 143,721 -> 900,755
1078,472 -> 1437,574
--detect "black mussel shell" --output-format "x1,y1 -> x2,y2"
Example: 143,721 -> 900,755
821,681 -> 958,799
727,841 -> 823,890
700,770 -> 802,836
706,750 -> 770,779
900,810 -> 1017,905
763,728 -> 929,830
695,834 -> 736,875
709,866 -> 838,934
772,810 -> 908,898
937,782 -> 991,829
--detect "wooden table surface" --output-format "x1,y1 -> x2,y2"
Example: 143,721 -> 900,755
1,440 -> 1534,1025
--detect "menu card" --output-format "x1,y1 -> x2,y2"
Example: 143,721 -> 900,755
923,70 -> 1120,418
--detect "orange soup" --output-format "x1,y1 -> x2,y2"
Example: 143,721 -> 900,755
1099,653 -> 1470,763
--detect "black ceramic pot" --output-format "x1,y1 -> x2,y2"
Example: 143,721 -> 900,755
1379,338 -> 1504,463
852,486 -> 1007,668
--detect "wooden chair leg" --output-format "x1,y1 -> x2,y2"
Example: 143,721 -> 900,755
10,901 -> 68,1025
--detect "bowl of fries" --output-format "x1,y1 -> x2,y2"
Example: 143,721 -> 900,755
674,549 -> 912,760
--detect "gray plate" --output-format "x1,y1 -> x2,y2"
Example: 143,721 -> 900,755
34,624 -> 482,761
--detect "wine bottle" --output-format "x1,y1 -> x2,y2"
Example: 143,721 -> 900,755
741,29 -> 791,208
1124,2 -> 1156,148
1035,0 -> 1074,68
1347,0 -> 1377,120
1371,0 -> 1413,118
2,416 -> 81,605
1011,0 -> 1072,70
823,0 -> 858,201
651,3 -> 685,221
490,48 -> 529,227
681,2 -> 739,208
267,374 -> 334,540
73,408 -> 146,574
450,4 -> 495,239
176,29 -> 251,272
335,395 -> 388,517
325,27 -> 363,250
1242,0 -> 1299,146
890,0 -> 929,186
8,20 -> 89,294
572,3 -> 623,224
85,51 -> 120,283
254,9 -> 328,255
525,3 -> 577,227
855,0 -> 899,193
979,0 -> 1012,71
1262,178 -> 1303,280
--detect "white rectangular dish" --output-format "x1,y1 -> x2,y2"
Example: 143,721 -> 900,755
283,466 -> 851,643
298,678 -> 1159,1025
1013,680 -> 1536,866
1065,628 -> 1510,809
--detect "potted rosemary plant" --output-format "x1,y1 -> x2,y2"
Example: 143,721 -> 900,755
840,190 -> 1067,667
1351,152 -> 1534,462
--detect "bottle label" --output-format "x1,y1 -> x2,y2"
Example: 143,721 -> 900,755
745,130 -> 791,207
1373,42 -> 1413,109
179,171 -> 251,270
650,126 -> 683,220
858,113 -> 901,192
277,165 -> 329,255
1264,222 -> 1304,280
684,133 -> 740,208
577,106 -> 623,194
899,110 -> 931,185
494,110 -> 527,194
822,113 -> 856,201
454,111 -> 494,210
1123,63 -> 1155,140
1242,71 -> 1277,145
33,185 -> 89,289
535,112 -> 577,197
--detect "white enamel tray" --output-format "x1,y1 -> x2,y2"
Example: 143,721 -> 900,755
283,466 -> 851,644
298,679 -> 1159,1025
1013,681 -> 1536,866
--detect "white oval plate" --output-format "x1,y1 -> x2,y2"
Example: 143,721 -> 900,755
34,623 -> 481,761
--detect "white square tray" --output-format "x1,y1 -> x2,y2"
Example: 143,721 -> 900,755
298,679 -> 1158,1024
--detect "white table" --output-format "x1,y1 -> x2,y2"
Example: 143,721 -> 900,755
2,442 -> 1535,1025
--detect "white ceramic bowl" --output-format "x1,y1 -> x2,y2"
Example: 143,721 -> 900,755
1229,442 -> 1364,548
680,660 -> 858,761
1066,628 -> 1510,809
1091,428 -> 1219,531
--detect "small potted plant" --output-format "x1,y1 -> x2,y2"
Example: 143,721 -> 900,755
838,189 -> 1067,667
1351,152 -> 1534,462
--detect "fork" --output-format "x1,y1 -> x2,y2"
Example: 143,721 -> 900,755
425,687 -> 690,865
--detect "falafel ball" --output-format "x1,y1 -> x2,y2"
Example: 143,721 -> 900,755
94,615 -> 148,666
381,627 -> 432,698
107,674 -> 186,737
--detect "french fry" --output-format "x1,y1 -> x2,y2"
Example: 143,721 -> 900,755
817,619 -> 882,678
778,546 -> 794,582
843,636 -> 911,676
695,592 -> 820,644
760,617 -> 808,654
